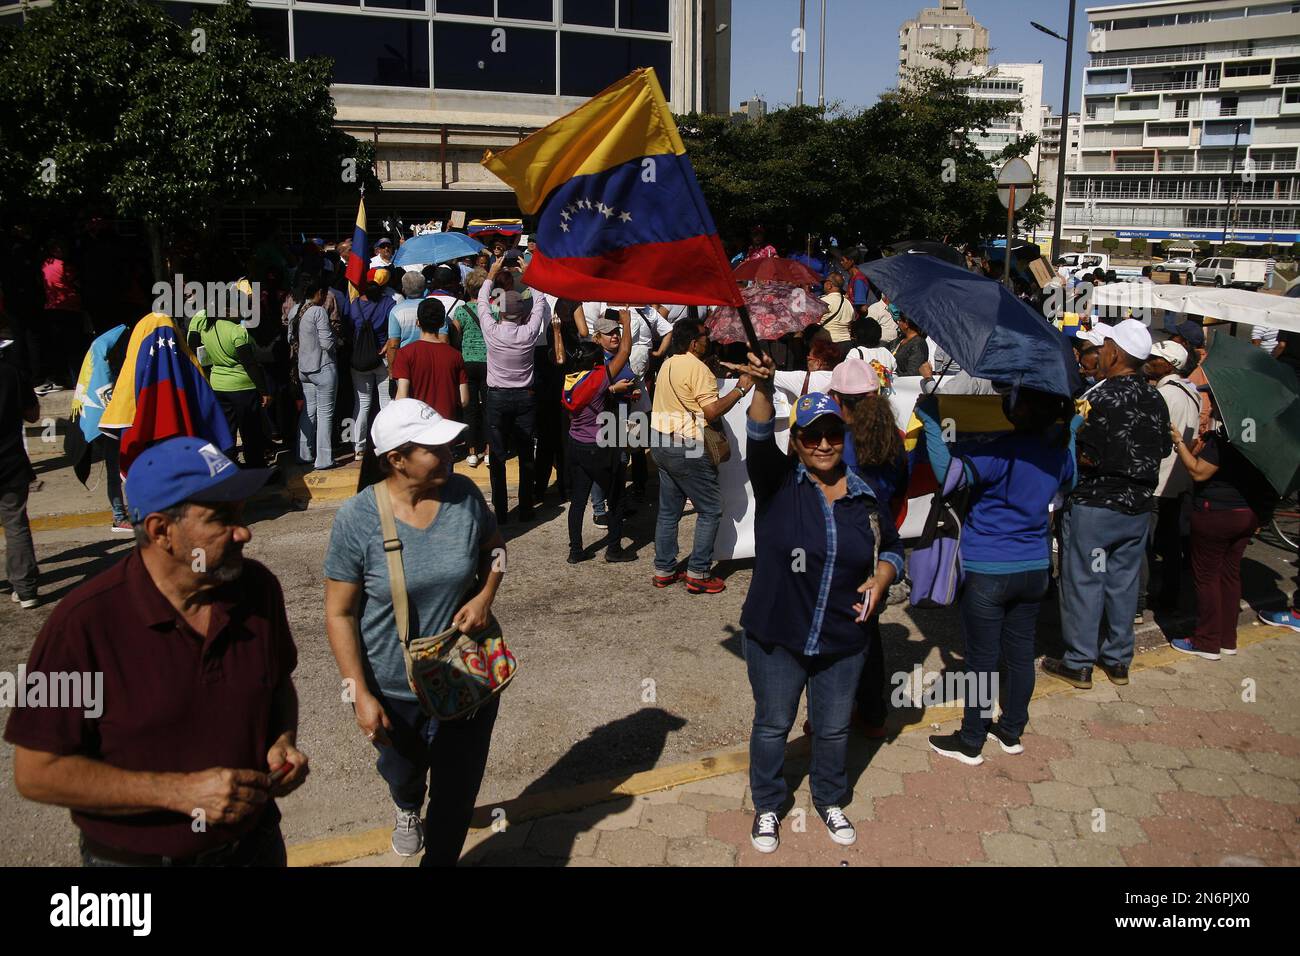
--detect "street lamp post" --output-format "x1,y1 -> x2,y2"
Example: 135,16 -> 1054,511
1032,2 -> 1077,262
797,0 -> 806,107
1220,121 -> 1243,247
818,0 -> 827,110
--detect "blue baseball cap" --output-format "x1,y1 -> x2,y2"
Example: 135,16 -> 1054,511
794,392 -> 844,429
125,437 -> 271,523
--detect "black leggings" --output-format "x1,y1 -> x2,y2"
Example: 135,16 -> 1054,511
567,437 -> 624,552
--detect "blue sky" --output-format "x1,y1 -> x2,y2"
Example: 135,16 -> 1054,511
728,0 -> 1093,114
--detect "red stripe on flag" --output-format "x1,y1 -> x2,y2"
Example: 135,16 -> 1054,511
525,235 -> 743,308
120,378 -> 201,471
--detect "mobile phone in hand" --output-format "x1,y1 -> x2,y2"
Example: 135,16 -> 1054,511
268,764 -> 290,786
855,589 -> 874,624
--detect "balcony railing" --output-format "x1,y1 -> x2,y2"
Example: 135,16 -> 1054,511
1130,80 -> 1203,92
1089,49 -> 1204,68
1277,73 -> 1300,84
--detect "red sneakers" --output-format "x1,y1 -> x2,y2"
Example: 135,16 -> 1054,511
652,571 -> 684,589
684,575 -> 726,595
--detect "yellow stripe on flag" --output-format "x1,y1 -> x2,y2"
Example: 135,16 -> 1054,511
482,68 -> 685,214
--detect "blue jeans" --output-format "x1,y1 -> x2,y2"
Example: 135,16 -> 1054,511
958,569 -> 1049,746
350,364 -> 391,455
298,363 -> 337,469
1060,503 -> 1151,670
375,694 -> 500,867
651,436 -> 722,576
101,436 -> 126,523
744,632 -> 864,812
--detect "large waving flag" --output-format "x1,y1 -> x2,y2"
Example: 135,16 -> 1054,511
100,313 -> 232,472
903,394 -> 1014,501
483,68 -> 742,308
345,196 -> 369,301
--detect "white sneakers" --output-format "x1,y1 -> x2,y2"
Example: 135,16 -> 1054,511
391,805 -> 424,857
11,591 -> 38,610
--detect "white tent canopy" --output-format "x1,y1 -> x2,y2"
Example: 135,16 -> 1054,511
1089,283 -> 1300,333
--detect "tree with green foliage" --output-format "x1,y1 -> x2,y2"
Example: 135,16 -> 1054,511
1101,237 -> 1120,255
1129,237 -> 1147,258
1221,243 -> 1247,257
677,45 -> 1045,251
0,0 -> 378,278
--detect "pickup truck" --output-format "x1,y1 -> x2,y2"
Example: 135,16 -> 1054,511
1055,253 -> 1145,282
1192,257 -> 1268,289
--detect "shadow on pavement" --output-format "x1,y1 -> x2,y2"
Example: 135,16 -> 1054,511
460,707 -> 688,866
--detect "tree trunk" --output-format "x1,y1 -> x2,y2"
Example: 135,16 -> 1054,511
146,220 -> 165,285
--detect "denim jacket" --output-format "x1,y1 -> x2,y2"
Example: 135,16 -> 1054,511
739,414 -> 905,657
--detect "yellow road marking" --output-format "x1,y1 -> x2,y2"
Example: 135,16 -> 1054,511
288,625 -> 1288,867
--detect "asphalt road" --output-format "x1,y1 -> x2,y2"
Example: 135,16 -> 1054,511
0,488 -> 1294,866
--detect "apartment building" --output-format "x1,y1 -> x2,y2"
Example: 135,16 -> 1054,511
1039,110 -> 1083,239
898,0 -> 990,87
967,63 -> 1045,171
1066,0 -> 1300,252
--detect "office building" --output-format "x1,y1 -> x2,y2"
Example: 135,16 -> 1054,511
3,0 -> 733,238
1066,0 -> 1300,252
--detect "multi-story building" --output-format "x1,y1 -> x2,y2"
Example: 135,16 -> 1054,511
898,0 -> 990,88
3,0 -> 732,240
967,63 -> 1045,172
1066,0 -> 1300,253
1038,109 -> 1082,241
737,94 -> 768,123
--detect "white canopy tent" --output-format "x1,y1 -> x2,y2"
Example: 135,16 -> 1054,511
1089,283 -> 1300,333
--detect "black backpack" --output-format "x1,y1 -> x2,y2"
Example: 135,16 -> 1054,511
350,302 -> 382,372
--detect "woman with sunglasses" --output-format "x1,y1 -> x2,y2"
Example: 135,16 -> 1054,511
739,352 -> 904,854
323,399 -> 507,866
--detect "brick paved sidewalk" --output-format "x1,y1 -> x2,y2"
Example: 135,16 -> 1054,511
446,630 -> 1300,867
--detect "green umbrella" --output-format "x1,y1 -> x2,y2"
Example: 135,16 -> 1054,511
1200,332 -> 1300,496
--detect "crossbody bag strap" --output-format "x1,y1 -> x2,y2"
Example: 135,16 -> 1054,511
373,482 -> 410,647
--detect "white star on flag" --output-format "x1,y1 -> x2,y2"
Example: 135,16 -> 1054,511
619,211 -> 633,223
560,209 -> 571,222
598,203 -> 613,219
560,222 -> 570,232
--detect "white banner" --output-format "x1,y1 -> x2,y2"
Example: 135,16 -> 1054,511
710,377 -> 934,562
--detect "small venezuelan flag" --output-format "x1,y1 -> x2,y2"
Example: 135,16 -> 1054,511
345,196 -> 369,301
100,313 -> 232,472
483,68 -> 742,308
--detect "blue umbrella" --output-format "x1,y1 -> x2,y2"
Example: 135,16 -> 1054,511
864,254 -> 1082,398
393,232 -> 484,268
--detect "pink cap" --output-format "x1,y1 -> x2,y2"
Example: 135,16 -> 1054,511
829,358 -> 880,396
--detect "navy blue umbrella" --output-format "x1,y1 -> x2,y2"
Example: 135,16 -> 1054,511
864,254 -> 1082,398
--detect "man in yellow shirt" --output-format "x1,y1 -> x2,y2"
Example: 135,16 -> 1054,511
650,320 -> 755,594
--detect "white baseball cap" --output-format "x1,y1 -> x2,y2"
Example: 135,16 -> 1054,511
1149,339 -> 1188,369
1102,318 -> 1153,361
371,399 -> 467,455
1076,323 -> 1113,347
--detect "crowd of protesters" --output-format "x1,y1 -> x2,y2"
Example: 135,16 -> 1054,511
1,215 -> 1298,865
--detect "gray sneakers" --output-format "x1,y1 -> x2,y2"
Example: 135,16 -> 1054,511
391,805 -> 424,857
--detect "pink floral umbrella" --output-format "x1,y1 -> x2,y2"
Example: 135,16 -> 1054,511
705,282 -> 827,345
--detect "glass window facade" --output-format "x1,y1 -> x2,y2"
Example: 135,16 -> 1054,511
561,32 -> 670,98
296,11 -> 431,88
10,0 -> 675,95
434,22 -> 557,95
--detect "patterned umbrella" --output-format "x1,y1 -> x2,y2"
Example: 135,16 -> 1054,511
706,282 -> 827,344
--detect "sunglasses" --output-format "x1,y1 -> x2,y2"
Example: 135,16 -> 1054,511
796,425 -> 846,449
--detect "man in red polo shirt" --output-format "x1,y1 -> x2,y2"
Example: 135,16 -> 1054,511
4,437 -> 308,866
392,298 -> 468,422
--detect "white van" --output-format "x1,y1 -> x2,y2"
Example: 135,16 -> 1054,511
1191,257 -> 1267,289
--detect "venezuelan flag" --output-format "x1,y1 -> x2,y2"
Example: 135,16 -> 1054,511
100,313 -> 233,472
483,68 -> 742,308
903,394 -> 1013,501
468,219 -> 524,239
345,196 -> 368,301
